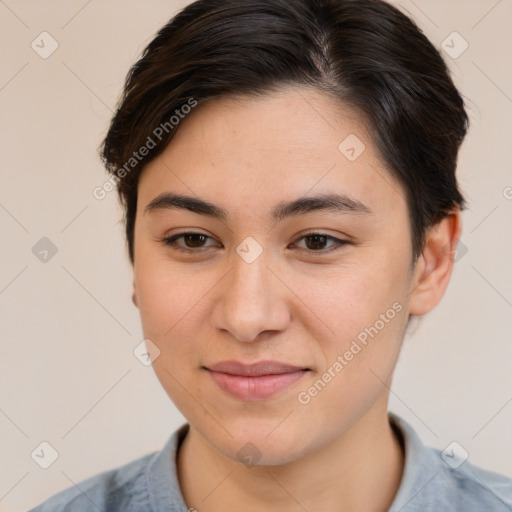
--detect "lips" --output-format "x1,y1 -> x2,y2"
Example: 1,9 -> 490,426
204,360 -> 310,401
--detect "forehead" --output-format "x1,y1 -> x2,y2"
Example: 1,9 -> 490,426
137,87 -> 406,219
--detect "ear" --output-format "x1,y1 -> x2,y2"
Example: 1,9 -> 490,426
409,209 -> 462,316
132,279 -> 139,308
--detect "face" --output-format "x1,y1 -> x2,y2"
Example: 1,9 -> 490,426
132,87 -> 415,465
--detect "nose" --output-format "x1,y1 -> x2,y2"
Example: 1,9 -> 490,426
211,252 -> 291,343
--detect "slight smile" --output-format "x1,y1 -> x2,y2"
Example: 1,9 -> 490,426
204,361 -> 311,401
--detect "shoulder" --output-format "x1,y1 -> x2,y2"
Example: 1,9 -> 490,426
389,413 -> 512,511
437,456 -> 512,511
28,451 -> 156,512
28,423 -> 190,512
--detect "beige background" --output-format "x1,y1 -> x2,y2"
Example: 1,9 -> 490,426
1,0 -> 511,510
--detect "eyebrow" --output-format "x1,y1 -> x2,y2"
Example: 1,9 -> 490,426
144,192 -> 372,221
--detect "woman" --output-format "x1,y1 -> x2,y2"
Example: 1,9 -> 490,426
31,0 -> 512,510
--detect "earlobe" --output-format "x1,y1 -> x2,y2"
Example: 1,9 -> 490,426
409,210 -> 462,316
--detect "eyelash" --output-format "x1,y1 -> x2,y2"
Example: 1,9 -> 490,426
160,231 -> 349,255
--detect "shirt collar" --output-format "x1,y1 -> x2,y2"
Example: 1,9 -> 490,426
146,422 -> 190,511
388,412 -> 443,511
145,414 -> 441,512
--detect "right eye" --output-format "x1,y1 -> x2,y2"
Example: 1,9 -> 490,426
160,232 -> 222,253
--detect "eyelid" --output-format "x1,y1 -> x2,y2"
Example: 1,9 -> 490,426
290,231 -> 349,253
161,230 -> 350,254
161,231 -> 221,252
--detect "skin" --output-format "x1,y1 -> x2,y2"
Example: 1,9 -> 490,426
132,86 -> 461,511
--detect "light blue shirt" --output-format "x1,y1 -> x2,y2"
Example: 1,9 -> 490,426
29,414 -> 512,511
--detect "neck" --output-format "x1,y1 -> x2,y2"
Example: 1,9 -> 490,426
177,404 -> 404,512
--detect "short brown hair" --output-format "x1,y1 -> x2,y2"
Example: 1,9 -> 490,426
101,0 -> 468,264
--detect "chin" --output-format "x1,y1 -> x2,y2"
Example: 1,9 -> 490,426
205,417 -> 315,467
226,435 -> 309,467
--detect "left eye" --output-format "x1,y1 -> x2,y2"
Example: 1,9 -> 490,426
292,233 -> 347,252
161,232 -> 348,253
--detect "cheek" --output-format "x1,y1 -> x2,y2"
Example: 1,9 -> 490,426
133,236 -> 209,335
133,261 -> 213,414
293,253 -> 410,402
136,269 -> 208,345
292,252 -> 409,344
294,274 -> 407,433
133,253 -> 227,384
